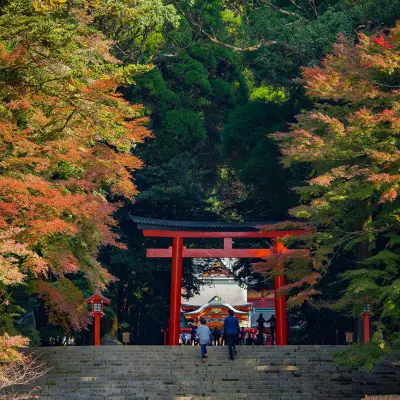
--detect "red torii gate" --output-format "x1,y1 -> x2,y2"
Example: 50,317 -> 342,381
132,217 -> 311,346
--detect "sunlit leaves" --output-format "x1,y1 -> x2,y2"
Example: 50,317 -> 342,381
0,0 -> 152,333
0,334 -> 29,363
271,24 -> 400,346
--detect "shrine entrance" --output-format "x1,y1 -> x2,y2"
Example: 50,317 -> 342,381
132,217 -> 311,346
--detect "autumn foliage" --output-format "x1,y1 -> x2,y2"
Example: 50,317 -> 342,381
267,23 -> 400,333
0,0 -> 152,334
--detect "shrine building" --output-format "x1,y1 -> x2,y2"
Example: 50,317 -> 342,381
181,259 -> 275,328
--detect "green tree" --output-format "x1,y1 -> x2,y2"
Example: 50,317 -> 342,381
272,25 -> 400,364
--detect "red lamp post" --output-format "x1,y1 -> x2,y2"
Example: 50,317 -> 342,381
161,329 -> 168,346
86,288 -> 111,346
361,302 -> 372,343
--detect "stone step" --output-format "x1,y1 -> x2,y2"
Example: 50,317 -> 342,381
15,346 -> 400,400
38,359 -> 339,363
39,360 -> 342,366
23,394 -> 367,400
45,363 -> 344,370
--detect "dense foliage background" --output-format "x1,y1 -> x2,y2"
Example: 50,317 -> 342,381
1,0 -> 400,367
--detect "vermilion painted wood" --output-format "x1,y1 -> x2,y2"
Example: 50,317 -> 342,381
143,229 -> 312,238
86,289 -> 110,346
147,248 -> 272,258
169,237 -> 183,346
161,329 -> 168,346
139,227 -> 311,347
146,247 -> 308,258
363,314 -> 370,343
273,240 -> 288,346
224,238 -> 233,249
94,314 -> 101,346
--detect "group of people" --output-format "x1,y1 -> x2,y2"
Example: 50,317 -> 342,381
196,309 -> 240,361
181,325 -> 224,346
181,327 -> 264,346
257,313 -> 276,345
181,312 -> 277,362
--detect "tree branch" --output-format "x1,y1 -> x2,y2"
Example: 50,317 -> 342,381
202,29 -> 277,51
175,4 -> 277,52
173,1 -> 299,52
289,0 -> 303,11
262,1 -> 306,20
308,0 -> 318,18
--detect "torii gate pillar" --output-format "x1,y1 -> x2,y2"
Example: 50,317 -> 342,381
169,237 -> 183,346
273,240 -> 288,345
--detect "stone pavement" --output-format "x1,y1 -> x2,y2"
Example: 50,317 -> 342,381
17,345 -> 400,400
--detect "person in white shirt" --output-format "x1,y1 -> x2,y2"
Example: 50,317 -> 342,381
197,317 -> 211,363
186,332 -> 191,345
181,331 -> 186,346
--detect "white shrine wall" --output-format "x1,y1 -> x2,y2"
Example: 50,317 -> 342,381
184,277 -> 247,306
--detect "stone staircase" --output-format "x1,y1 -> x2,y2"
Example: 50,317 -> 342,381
18,346 -> 400,400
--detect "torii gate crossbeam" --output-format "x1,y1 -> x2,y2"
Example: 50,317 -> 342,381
132,217 -> 311,346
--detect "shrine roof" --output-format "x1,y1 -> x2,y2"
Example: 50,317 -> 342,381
131,216 -> 271,232
182,301 -> 252,315
86,288 -> 111,304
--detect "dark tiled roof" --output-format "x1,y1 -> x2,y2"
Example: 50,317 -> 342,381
130,216 -> 274,232
86,288 -> 111,304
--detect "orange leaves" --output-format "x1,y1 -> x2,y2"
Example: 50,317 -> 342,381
269,24 -> 400,310
0,334 -> 29,363
283,272 -> 321,290
301,32 -> 400,102
260,221 -> 311,232
287,289 -> 321,306
115,152 -> 144,171
22,253 -> 48,277
0,1 -> 152,332
83,76 -> 121,93
251,250 -> 310,277
373,34 -> 395,50
6,100 -> 30,110
379,187 -> 399,203
30,219 -> 79,237
0,228 -> 47,285
308,173 -> 335,187
0,202 -> 20,219
270,129 -> 327,166
78,33 -> 120,64
308,112 -> 346,136
35,279 -> 91,331
275,25 -> 400,202
308,166 -> 370,187
251,252 -> 320,307
0,260 -> 26,286
366,173 -> 400,187
0,44 -> 27,65
123,117 -> 152,141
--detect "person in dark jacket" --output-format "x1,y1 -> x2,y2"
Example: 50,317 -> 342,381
256,313 -> 266,345
266,314 -> 276,345
190,324 -> 197,346
223,309 -> 240,360
240,327 -> 246,345
245,333 -> 253,345
213,327 -> 221,346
